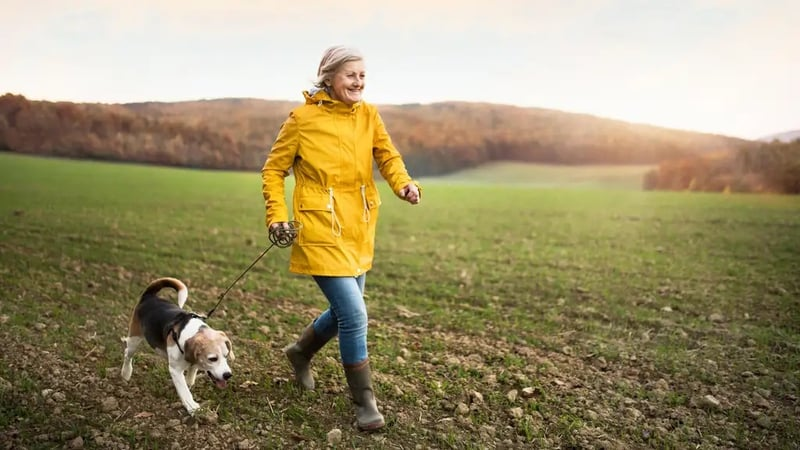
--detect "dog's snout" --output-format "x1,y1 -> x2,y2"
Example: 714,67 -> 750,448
223,372 -> 232,380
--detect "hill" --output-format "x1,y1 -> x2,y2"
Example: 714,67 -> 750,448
0,93 -> 753,176
427,161 -> 653,190
758,129 -> 800,143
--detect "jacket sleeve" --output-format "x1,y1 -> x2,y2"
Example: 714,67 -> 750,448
372,109 -> 422,197
261,112 -> 298,227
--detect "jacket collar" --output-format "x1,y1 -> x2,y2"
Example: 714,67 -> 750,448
303,88 -> 362,113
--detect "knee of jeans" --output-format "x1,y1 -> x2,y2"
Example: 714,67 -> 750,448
338,309 -> 368,335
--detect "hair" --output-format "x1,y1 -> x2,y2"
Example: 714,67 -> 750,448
314,45 -> 364,89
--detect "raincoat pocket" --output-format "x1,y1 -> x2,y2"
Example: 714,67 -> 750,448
296,196 -> 337,247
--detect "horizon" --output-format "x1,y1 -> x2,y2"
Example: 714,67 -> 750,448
4,91 -> 778,141
2,0 -> 798,140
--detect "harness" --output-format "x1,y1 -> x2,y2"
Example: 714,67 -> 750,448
169,312 -> 206,354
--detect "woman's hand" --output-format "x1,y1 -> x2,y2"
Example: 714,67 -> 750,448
269,221 -> 291,241
269,222 -> 290,232
269,221 -> 299,247
398,183 -> 420,205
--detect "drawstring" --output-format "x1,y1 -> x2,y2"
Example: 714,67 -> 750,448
360,185 -> 370,223
328,187 -> 342,237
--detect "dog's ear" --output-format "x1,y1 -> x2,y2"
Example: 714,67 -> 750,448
184,334 -> 205,364
220,332 -> 234,362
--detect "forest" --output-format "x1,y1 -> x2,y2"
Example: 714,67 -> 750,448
643,139 -> 800,194
1,93 -> 797,193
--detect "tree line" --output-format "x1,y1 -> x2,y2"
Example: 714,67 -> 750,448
3,92 -> 798,194
1,93 -> 749,177
643,139 -> 800,194
0,94 -> 259,170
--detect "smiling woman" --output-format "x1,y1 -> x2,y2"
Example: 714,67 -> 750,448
316,46 -> 366,105
260,45 -> 422,432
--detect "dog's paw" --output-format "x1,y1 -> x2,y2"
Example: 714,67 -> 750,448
186,401 -> 202,415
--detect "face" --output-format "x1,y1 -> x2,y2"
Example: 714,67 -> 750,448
189,330 -> 234,388
327,60 -> 366,105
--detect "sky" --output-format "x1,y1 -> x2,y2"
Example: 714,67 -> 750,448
1,0 -> 798,140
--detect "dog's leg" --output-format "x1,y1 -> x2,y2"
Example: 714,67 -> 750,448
185,366 -> 199,387
120,336 -> 144,381
169,365 -> 200,414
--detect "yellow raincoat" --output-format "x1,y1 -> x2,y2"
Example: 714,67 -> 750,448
261,89 -> 421,276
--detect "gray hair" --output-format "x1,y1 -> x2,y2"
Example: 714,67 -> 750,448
314,45 -> 364,89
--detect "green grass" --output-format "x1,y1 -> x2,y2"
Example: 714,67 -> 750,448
1,152 -> 799,449
430,160 -> 655,189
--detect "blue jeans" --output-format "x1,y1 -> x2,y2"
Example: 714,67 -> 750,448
311,274 -> 368,366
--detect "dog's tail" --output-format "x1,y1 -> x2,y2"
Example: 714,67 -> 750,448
140,277 -> 189,308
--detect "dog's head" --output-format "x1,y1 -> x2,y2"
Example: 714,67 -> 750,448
185,329 -> 234,388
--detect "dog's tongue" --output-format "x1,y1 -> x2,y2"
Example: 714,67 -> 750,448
215,379 -> 227,389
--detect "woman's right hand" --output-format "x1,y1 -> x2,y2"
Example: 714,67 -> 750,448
269,221 -> 298,246
269,222 -> 289,232
269,222 -> 292,240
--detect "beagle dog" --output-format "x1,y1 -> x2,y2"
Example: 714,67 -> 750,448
121,277 -> 234,415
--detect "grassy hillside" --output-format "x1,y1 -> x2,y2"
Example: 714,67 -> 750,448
430,161 -> 654,190
1,93 -> 752,176
1,153 -> 798,449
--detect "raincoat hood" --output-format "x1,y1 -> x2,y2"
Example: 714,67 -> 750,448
303,88 -> 362,110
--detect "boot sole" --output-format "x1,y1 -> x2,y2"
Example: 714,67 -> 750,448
357,419 -> 386,431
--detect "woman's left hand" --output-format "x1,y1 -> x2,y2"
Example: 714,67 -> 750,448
399,183 -> 420,205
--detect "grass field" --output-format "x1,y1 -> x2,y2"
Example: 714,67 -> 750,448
430,161 -> 654,190
1,152 -> 799,449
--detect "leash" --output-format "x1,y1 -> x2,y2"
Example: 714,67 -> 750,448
205,221 -> 302,318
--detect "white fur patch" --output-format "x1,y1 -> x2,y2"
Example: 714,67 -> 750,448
178,317 -> 205,350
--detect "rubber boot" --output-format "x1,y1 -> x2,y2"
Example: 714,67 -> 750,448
283,322 -> 330,390
344,360 -> 385,431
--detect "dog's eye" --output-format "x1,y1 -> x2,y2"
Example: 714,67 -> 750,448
209,356 -> 219,362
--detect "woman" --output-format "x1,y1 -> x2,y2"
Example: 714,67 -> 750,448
261,45 -> 421,431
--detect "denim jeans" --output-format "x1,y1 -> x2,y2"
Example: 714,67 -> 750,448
311,274 -> 368,365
